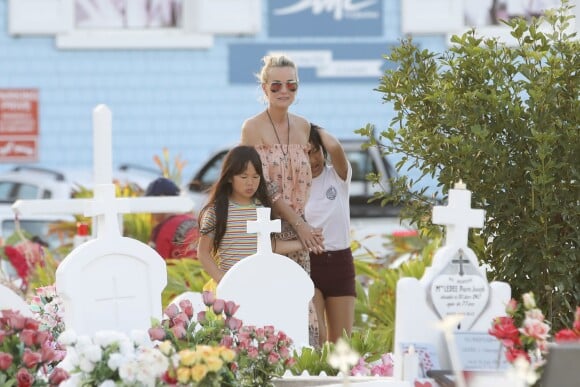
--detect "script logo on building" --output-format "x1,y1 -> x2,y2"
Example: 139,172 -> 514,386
268,0 -> 383,37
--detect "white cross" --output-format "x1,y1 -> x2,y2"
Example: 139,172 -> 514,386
11,104 -> 194,239
432,181 -> 484,249
246,207 -> 281,256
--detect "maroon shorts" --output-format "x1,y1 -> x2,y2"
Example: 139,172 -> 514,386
309,247 -> 356,298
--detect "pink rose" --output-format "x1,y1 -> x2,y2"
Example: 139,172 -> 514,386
16,367 -> 34,387
0,352 -> 13,370
22,349 -> 41,368
40,344 -> 59,363
489,316 -> 521,347
48,367 -> 69,386
20,329 -> 37,347
23,318 -> 39,331
520,318 -> 550,341
505,299 -> 518,315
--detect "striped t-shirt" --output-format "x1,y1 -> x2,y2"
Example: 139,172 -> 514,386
199,200 -> 260,271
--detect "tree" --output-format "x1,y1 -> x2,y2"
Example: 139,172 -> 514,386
358,2 -> 579,329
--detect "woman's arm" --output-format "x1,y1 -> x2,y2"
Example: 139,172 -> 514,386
272,198 -> 324,254
319,128 -> 349,181
197,234 -> 224,283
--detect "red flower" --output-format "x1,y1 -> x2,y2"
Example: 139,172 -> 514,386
16,368 -> 34,387
554,329 -> 580,343
489,316 -> 521,347
505,347 -> 530,363
22,349 -> 41,368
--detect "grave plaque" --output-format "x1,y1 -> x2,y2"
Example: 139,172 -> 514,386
430,249 -> 490,330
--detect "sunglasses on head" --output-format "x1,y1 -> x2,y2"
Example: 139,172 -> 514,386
269,81 -> 299,93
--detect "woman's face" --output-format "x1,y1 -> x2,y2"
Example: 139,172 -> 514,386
263,66 -> 298,108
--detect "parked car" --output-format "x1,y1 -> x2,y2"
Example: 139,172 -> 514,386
187,139 -> 402,218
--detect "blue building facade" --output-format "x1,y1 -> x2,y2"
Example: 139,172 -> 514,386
0,0 -> 448,181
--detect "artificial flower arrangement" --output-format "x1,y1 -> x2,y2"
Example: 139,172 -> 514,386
148,291 -> 296,387
489,292 -> 580,384
0,309 -> 68,387
29,285 -> 65,339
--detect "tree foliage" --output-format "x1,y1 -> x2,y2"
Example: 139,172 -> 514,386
358,3 -> 579,329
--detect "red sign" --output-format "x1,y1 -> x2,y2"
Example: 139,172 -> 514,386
0,89 -> 39,162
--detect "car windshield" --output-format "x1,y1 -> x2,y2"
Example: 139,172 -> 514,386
0,182 -> 40,203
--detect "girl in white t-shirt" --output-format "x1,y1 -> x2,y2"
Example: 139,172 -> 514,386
305,124 -> 356,345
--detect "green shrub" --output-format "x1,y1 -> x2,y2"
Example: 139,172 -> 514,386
358,2 -> 579,330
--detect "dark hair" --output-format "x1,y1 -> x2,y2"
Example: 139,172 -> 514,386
309,123 -> 328,160
145,177 -> 180,196
199,145 -> 273,253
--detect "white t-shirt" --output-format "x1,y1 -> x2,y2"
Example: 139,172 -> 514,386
305,162 -> 351,251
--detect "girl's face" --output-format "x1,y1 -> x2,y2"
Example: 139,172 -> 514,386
262,66 -> 298,108
308,146 -> 325,178
230,162 -> 261,205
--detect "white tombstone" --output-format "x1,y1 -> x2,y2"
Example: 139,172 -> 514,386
217,207 -> 314,347
393,182 -> 511,381
0,283 -> 33,316
12,105 -> 194,336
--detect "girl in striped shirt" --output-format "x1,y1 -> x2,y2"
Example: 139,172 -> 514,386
198,145 -> 302,283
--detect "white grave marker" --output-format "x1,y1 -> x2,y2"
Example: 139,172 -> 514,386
393,182 -> 511,380
217,207 -> 314,347
0,283 -> 33,316
12,105 -> 195,336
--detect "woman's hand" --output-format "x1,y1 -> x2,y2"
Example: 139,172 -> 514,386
295,221 -> 324,254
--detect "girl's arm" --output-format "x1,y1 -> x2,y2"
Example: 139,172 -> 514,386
271,198 -> 324,254
272,238 -> 304,255
197,234 -> 225,283
319,128 -> 349,181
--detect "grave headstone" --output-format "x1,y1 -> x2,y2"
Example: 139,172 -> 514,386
217,207 -> 314,347
0,282 -> 32,316
393,182 -> 511,381
12,105 -> 194,336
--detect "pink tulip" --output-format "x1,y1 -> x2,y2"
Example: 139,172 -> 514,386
173,312 -> 189,327
220,335 -> 234,348
224,301 -> 239,317
170,324 -> 187,339
0,352 -> 13,370
197,311 -> 207,323
148,327 -> 166,341
22,348 -> 41,368
202,291 -> 216,306
213,299 -> 225,314
279,346 -> 290,359
178,299 -> 194,318
226,317 -> 242,331
164,304 -> 179,319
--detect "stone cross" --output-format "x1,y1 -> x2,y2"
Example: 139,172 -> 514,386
432,181 -> 484,249
11,105 -> 194,236
246,207 -> 280,256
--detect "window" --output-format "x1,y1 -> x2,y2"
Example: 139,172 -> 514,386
9,0 -> 261,49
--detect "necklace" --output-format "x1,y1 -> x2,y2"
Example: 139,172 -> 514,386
266,109 -> 290,162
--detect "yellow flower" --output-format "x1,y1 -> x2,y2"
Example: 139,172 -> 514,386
190,364 -> 209,382
158,340 -> 173,356
179,349 -> 198,366
205,356 -> 224,372
196,344 -> 215,358
219,347 -> 236,362
176,367 -> 191,384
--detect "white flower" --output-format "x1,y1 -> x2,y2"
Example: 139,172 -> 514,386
130,329 -> 152,348
94,330 -> 127,347
119,339 -> 135,357
119,360 -> 139,383
78,356 -> 95,373
107,353 -> 125,371
59,330 -> 78,346
59,373 -> 82,387
328,338 -> 359,374
98,381 -> 116,387
522,293 -> 536,309
59,347 -> 80,371
82,344 -> 103,363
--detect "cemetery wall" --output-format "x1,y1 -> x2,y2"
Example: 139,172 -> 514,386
0,0 -> 447,178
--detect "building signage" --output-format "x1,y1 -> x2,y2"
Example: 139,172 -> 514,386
268,0 -> 383,37
229,43 -> 395,84
0,89 -> 39,162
